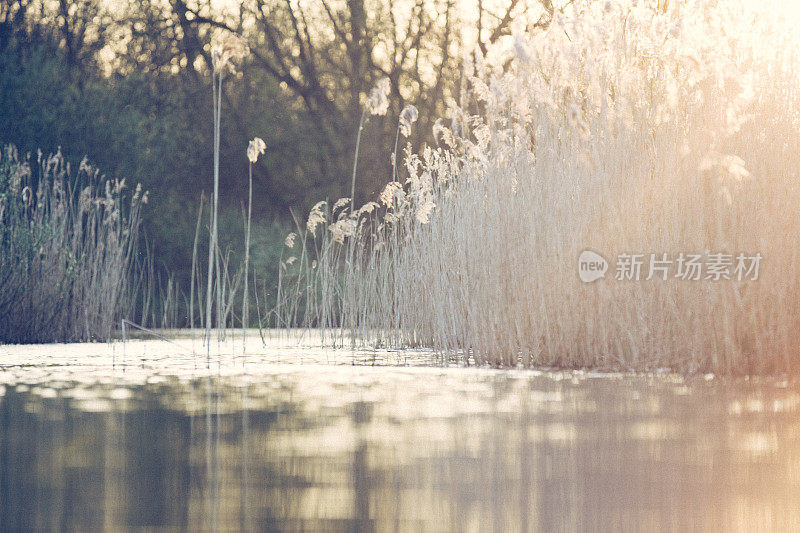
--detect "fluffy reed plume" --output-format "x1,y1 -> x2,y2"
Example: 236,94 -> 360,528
212,32 -> 249,74
247,137 -> 265,164
398,105 -> 418,138
350,77 -> 391,212
393,105 -> 418,182
206,31 -> 250,347
0,146 -> 146,343
277,0 -> 800,374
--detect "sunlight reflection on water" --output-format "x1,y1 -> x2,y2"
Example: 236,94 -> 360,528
1,331 -> 799,531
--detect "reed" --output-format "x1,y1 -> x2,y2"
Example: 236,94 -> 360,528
276,0 -> 800,374
0,146 -> 146,343
206,32 -> 248,346
350,78 -> 390,212
243,138 -> 265,349
190,191 -> 206,332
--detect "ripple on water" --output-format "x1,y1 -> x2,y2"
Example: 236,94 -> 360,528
3,330 -> 800,531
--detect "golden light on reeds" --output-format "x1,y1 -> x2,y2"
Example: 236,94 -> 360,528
273,0 -> 800,374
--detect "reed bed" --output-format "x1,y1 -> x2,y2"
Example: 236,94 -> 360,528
275,0 -> 800,374
0,146 -> 146,343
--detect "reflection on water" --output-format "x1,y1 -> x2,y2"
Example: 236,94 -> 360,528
1,333 -> 800,531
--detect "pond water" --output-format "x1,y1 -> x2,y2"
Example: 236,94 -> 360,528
1,331 -> 799,531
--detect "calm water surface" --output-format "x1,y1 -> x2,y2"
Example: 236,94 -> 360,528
0,332 -> 799,531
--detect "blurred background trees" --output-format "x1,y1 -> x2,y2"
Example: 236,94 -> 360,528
0,0 -> 552,317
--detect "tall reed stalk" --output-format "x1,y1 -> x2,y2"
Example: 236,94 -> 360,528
190,192 -> 206,333
206,32 -> 248,349
350,78 -> 391,212
243,138 -> 265,349
205,66 -> 222,346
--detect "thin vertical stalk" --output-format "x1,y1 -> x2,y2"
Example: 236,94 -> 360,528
215,72 -> 223,341
392,125 -> 401,183
243,161 -> 253,350
350,107 -> 367,213
206,69 -> 223,349
191,192 -> 205,334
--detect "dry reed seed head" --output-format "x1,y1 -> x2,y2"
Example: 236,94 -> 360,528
78,156 -> 91,175
211,32 -> 250,73
328,218 -> 357,244
358,201 -> 380,216
284,232 -> 296,248
10,162 -> 31,194
366,77 -> 391,116
21,186 -> 32,208
104,209 -> 120,226
45,149 -> 62,176
414,198 -> 436,224
247,137 -> 266,163
473,124 -> 491,149
332,197 -> 351,217
471,77 -> 493,104
307,200 -> 327,236
79,187 -> 92,213
399,105 -> 419,137
432,118 -> 457,149
700,152 -> 751,181
379,181 -> 404,207
286,256 -> 297,265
